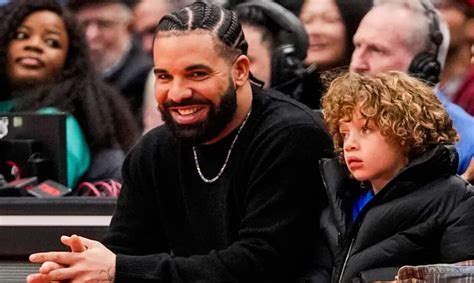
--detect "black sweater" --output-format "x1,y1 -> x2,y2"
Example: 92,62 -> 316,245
103,87 -> 333,282
304,145 -> 474,283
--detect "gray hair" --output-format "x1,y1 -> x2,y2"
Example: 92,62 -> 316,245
373,0 -> 450,70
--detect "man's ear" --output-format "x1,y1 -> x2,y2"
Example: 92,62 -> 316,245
126,17 -> 135,34
232,55 -> 250,88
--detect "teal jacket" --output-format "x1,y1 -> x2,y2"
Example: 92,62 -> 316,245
0,101 -> 90,188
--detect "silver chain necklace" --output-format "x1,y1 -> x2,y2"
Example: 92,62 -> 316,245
193,108 -> 252,183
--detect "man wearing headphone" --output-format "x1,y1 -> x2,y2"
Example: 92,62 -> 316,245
434,0 -> 474,116
350,0 -> 474,182
234,1 -> 324,109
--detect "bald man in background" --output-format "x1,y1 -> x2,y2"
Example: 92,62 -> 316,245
68,0 -> 152,128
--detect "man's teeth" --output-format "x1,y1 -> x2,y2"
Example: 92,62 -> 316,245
177,108 -> 200,115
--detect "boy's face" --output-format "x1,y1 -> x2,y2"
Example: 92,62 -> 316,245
339,110 -> 407,193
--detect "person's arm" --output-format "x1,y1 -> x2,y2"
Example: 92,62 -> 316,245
28,132 -> 170,283
27,235 -> 89,283
28,235 -> 115,283
28,121 -> 332,282
299,233 -> 332,282
461,157 -> 474,184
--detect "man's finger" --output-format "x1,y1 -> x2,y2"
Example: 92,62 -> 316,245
38,261 -> 64,274
29,252 -> 75,265
75,235 -> 99,248
47,266 -> 78,282
26,273 -> 50,283
61,234 -> 86,252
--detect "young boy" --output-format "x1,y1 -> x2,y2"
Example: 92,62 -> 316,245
304,71 -> 474,282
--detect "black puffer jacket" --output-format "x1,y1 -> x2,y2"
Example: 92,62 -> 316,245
306,145 -> 474,283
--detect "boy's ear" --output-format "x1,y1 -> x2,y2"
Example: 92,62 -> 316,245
232,55 -> 250,88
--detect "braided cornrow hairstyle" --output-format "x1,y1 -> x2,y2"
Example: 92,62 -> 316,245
156,0 -> 248,62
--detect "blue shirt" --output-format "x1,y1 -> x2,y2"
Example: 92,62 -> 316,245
352,188 -> 374,221
436,89 -> 474,174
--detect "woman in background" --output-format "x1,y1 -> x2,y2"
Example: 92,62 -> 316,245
299,0 -> 372,71
0,0 -> 139,188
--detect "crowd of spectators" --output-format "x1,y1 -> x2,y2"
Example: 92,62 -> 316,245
0,0 -> 472,281
1,0 -> 471,182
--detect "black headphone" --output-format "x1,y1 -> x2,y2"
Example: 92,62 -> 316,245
407,0 -> 444,85
234,0 -> 309,89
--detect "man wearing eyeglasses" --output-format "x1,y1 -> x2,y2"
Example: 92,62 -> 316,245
67,0 -> 152,128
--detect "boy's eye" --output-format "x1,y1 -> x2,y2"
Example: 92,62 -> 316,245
361,126 -> 371,134
340,132 -> 349,140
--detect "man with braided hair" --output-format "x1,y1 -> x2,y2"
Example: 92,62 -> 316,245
27,1 -> 333,282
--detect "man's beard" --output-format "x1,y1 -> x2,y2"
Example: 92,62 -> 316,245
159,80 -> 238,146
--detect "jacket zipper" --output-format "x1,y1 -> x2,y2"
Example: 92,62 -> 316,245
338,237 -> 355,283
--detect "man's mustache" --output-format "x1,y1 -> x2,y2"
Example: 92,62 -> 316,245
162,99 -> 211,108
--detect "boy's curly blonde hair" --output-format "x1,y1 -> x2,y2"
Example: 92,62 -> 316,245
322,71 -> 458,161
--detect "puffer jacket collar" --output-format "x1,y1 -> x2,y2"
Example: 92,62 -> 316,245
319,145 -> 459,230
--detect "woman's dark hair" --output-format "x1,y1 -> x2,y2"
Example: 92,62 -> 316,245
0,0 -> 139,153
334,0 -> 373,65
234,4 -> 280,52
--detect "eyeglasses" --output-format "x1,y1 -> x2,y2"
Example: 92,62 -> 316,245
80,19 -> 125,30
